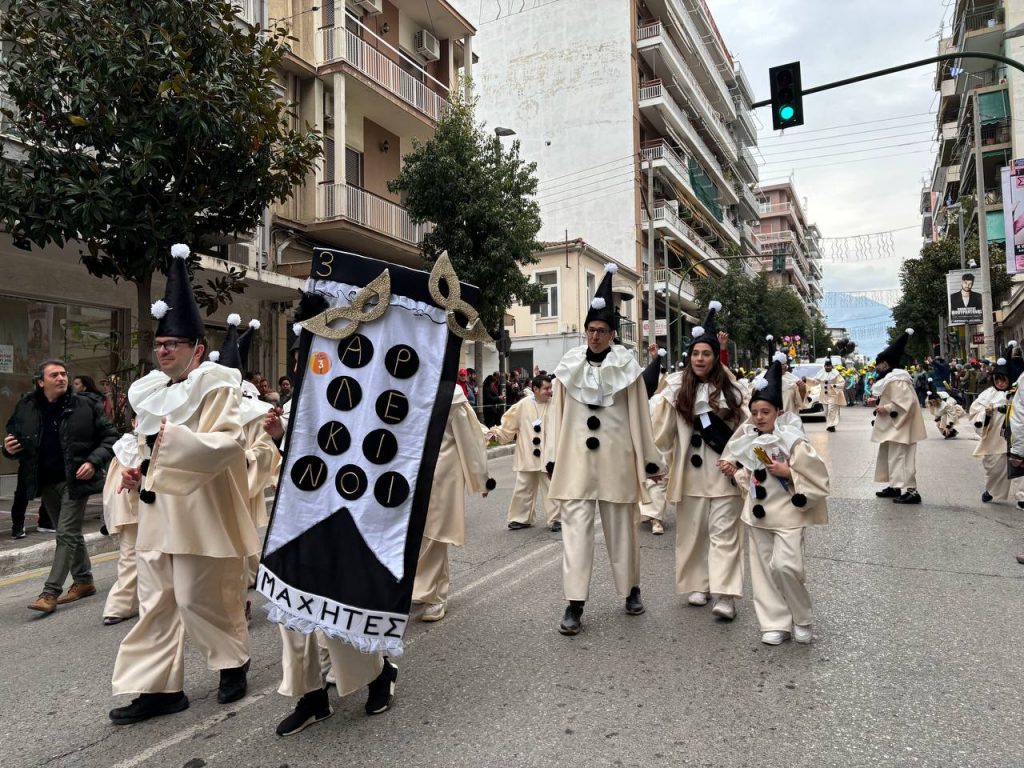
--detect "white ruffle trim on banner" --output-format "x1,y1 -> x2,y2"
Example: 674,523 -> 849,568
129,362 -> 242,435
553,345 -> 642,406
257,565 -> 408,656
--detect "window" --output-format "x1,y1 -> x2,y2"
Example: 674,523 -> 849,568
585,272 -> 596,308
345,147 -> 363,187
534,271 -> 558,318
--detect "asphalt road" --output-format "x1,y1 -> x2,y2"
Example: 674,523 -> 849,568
1,406 -> 1022,768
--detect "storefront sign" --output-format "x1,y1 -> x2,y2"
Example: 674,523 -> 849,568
1001,164 -> 1024,274
972,333 -> 985,345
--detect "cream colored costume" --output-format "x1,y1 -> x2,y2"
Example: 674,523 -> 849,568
102,435 -> 141,620
651,372 -> 747,598
544,345 -> 664,601
238,383 -> 280,584
112,363 -> 258,696
412,388 -> 490,607
936,396 -> 965,435
870,370 -> 927,490
727,423 -> 829,632
970,386 -> 1013,500
814,368 -> 846,429
490,394 -> 556,526
779,370 -> 806,431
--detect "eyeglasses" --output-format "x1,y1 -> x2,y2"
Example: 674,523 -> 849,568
585,328 -> 611,336
152,340 -> 191,352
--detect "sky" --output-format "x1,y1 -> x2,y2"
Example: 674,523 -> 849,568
708,0 -> 947,356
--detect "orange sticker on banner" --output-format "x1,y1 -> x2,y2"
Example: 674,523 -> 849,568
309,352 -> 331,375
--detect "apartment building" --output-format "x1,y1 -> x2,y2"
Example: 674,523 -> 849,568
0,0 -> 474,491
928,0 -> 1024,345
752,181 -> 824,314
451,0 -> 760,371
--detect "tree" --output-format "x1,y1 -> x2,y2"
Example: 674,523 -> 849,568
389,86 -> 543,403
0,0 -> 322,366
834,337 -> 857,357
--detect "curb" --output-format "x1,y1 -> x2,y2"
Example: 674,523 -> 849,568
0,530 -> 118,580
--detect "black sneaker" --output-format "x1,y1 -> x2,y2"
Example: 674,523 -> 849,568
365,658 -> 398,715
507,521 -> 531,530
559,601 -> 584,635
826,426 -> 836,433
549,521 -> 562,533
893,490 -> 922,505
11,529 -> 25,540
276,687 -> 333,736
982,491 -> 993,503
218,659 -> 250,704
109,692 -> 189,725
875,487 -> 900,498
625,586 -> 645,615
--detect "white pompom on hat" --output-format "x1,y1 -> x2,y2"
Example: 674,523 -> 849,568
227,313 -> 241,326
590,297 -> 606,310
248,319 -> 261,330
208,351 -> 221,362
150,300 -> 169,320
170,243 -> 190,259
604,262 -> 618,274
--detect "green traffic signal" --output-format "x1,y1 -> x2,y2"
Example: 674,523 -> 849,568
779,105 -> 795,120
768,61 -> 804,130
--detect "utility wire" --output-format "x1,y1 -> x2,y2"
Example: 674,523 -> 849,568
758,129 -> 935,158
762,147 -> 935,173
757,111 -> 936,139
756,118 -> 935,145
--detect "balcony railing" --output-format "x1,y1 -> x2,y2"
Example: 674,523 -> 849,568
620,318 -> 637,345
959,4 -> 1005,39
318,28 -> 449,122
641,204 -> 724,267
643,267 -> 697,302
319,183 -> 432,246
641,139 -> 690,187
737,145 -> 758,183
759,202 -> 797,219
665,1 -> 734,116
638,80 -> 724,185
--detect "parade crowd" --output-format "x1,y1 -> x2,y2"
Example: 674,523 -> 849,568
4,249 -> 1023,740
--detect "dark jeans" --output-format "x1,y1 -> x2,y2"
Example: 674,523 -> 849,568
40,482 -> 91,596
10,478 -> 54,534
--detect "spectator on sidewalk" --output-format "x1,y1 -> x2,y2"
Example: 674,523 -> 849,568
3,359 -> 118,613
277,376 -> 292,407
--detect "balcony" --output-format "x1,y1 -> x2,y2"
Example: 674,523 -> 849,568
737,145 -> 758,184
642,267 -> 697,307
735,182 -> 760,222
641,140 -> 735,234
732,103 -> 757,145
636,21 -> 737,163
317,27 -> 449,122
740,222 -> 758,251
758,202 -> 802,230
638,80 -> 730,196
662,1 -> 734,117
0,92 -> 20,139
641,203 -> 726,275
619,318 -> 638,345
318,183 -> 431,247
955,3 -> 1005,55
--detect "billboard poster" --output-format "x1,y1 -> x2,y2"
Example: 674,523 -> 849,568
1001,165 -> 1024,274
947,268 -> 986,327
26,303 -> 53,365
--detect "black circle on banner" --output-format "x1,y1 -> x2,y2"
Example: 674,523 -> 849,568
363,429 -> 399,464
375,390 -> 410,425
384,344 -> 420,379
326,376 -> 362,411
291,455 -> 329,491
338,334 -> 374,369
317,421 -> 351,456
374,472 -> 410,508
336,464 -> 368,501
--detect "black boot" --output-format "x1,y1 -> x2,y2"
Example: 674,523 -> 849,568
109,692 -> 189,725
276,687 -> 333,736
982,490 -> 993,503
559,601 -> 584,635
893,489 -> 922,505
875,487 -> 900,498
625,586 -> 645,615
218,659 -> 250,704
365,657 -> 398,715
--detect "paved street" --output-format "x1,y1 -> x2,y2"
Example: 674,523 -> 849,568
1,406 -> 1022,768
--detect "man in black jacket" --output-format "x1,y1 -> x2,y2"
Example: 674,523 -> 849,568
3,359 -> 118,614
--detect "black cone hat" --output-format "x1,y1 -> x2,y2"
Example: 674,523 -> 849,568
210,314 -> 243,370
151,244 -> 205,340
689,300 -> 722,356
289,290 -> 330,353
238,319 -> 260,371
584,263 -> 619,332
750,359 -> 784,410
875,328 -> 914,369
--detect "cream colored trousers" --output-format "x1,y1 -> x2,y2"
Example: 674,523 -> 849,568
824,403 -> 840,429
981,454 -> 1010,500
639,477 -> 667,522
874,442 -> 918,489
103,524 -> 139,620
278,626 -> 383,698
558,499 -> 639,601
507,470 -> 558,525
674,495 -> 744,598
112,550 -> 249,695
747,525 -> 812,632
412,537 -> 449,606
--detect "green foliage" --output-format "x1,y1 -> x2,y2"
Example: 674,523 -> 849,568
0,0 -> 322,364
694,266 -> 826,363
388,87 -> 543,333
834,337 -> 857,357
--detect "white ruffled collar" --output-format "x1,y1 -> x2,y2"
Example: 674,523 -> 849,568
871,368 -> 912,396
112,432 -> 141,468
129,361 -> 242,434
728,421 -> 807,469
975,385 -> 1010,408
239,380 -> 273,425
553,345 -> 642,406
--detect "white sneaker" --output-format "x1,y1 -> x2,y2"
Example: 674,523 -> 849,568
792,624 -> 813,644
651,520 -> 664,535
421,602 -> 447,622
761,630 -> 790,646
711,597 -> 736,620
687,591 -> 709,606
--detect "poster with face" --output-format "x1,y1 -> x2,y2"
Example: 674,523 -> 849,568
946,268 -> 985,327
258,248 -> 486,655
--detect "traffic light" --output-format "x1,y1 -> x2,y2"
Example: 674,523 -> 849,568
768,62 -> 804,131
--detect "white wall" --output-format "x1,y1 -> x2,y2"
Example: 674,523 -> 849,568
453,0 -> 638,269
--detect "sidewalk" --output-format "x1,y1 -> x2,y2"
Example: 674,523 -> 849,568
0,443 -> 515,579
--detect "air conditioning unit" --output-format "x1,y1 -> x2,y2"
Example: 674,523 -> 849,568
356,0 -> 383,14
415,29 -> 441,62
